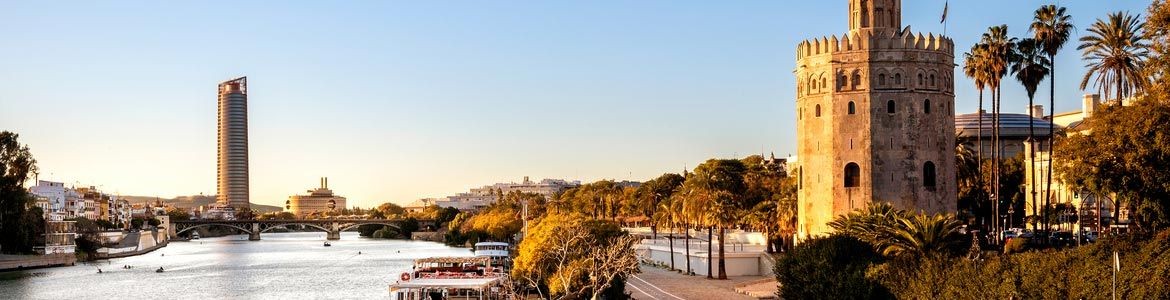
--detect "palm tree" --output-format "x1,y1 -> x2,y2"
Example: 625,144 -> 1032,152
827,202 -> 906,245
980,25 -> 1018,234
880,213 -> 965,257
962,44 -> 991,230
1079,11 -> 1150,103
1012,37 -> 1051,230
1031,4 -> 1073,235
653,199 -> 677,271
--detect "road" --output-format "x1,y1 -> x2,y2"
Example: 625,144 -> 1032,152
626,265 -> 760,300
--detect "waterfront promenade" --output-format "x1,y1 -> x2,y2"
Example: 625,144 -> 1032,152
0,254 -> 76,271
626,264 -> 770,300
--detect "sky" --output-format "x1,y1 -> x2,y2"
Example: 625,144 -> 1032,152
0,1 -> 1152,208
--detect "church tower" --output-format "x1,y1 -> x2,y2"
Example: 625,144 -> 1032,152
794,0 -> 957,237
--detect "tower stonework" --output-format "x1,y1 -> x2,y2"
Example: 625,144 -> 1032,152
795,0 -> 957,237
217,77 -> 250,210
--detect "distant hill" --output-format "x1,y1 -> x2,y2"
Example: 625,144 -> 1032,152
119,195 -> 283,213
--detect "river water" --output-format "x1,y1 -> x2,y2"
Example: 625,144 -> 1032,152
0,232 -> 473,299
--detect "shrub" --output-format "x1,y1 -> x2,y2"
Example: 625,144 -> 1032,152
774,235 -> 892,300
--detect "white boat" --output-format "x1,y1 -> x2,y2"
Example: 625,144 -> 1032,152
389,256 -> 508,300
472,242 -> 511,272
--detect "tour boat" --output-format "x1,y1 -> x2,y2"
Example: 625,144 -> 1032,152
472,242 -> 511,273
388,256 -> 508,300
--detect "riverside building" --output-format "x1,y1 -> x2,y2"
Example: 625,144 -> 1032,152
286,177 -> 347,217
794,0 -> 957,237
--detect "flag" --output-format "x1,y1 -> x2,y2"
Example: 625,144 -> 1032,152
940,1 -> 949,24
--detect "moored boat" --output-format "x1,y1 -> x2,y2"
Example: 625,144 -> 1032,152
388,256 -> 508,300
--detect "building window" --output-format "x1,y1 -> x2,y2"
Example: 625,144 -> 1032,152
878,74 -> 887,86
852,72 -> 861,89
848,101 -> 856,114
815,104 -> 822,117
798,167 -> 802,189
918,73 -> 924,86
923,161 -> 937,188
894,73 -> 902,85
887,100 -> 896,114
923,99 -> 931,114
844,163 -> 860,188
930,74 -> 936,86
840,74 -> 848,90
821,77 -> 826,89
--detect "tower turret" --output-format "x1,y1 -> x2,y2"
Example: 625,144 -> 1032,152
849,0 -> 902,35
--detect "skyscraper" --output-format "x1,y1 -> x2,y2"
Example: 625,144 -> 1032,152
217,77 -> 249,210
794,0 -> 957,237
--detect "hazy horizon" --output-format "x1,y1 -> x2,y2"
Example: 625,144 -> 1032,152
0,1 -> 1148,208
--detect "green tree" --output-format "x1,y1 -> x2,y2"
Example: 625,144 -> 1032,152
774,235 -> 891,300
684,158 -> 749,279
1030,4 -> 1074,236
1055,99 -> 1170,229
0,131 -> 42,254
962,45 -> 993,229
166,207 -> 191,221
376,202 -> 406,218
979,25 -> 1018,232
1079,11 -> 1150,102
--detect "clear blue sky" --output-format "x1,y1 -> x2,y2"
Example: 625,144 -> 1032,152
0,1 -> 1150,208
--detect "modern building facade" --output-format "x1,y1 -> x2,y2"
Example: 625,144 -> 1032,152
286,177 -> 347,217
217,77 -> 250,210
794,0 -> 957,237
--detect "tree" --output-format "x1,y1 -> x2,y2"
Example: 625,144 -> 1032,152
1079,11 -> 1150,102
979,25 -> 1018,233
1055,99 -> 1170,230
147,217 -> 162,227
1,131 -> 42,254
1031,3 -> 1074,237
774,235 -> 891,300
166,207 -> 191,221
376,202 -> 406,218
629,173 -> 683,239
880,213 -> 965,258
962,44 -> 992,225
684,158 -> 749,279
1011,37 -> 1051,231
512,213 -> 638,299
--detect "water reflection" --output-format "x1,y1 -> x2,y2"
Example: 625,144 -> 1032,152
0,232 -> 471,299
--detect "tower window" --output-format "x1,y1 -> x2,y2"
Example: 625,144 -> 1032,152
930,74 -> 936,87
887,100 -> 896,114
844,162 -> 860,188
923,161 -> 937,188
894,73 -> 902,85
923,99 -> 931,114
840,74 -> 848,90
821,77 -> 826,89
815,104 -> 822,117
917,73 -> 924,86
848,101 -> 856,114
852,73 -> 861,89
878,74 -> 887,86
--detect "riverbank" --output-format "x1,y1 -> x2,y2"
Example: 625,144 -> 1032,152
0,254 -> 76,272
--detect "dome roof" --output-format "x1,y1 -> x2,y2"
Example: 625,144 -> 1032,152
955,112 -> 1061,138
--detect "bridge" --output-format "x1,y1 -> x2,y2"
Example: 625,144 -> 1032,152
171,219 -> 435,241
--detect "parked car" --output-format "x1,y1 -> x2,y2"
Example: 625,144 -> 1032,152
1049,231 -> 1075,247
1080,231 -> 1098,243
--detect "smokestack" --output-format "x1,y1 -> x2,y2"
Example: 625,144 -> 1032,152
325,177 -> 328,189
1083,94 -> 1100,119
1030,105 -> 1044,119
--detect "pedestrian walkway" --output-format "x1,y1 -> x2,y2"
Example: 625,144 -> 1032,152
626,264 -> 763,300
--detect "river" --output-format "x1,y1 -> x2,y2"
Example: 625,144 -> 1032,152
0,232 -> 473,299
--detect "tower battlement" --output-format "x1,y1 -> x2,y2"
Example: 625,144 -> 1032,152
796,31 -> 954,60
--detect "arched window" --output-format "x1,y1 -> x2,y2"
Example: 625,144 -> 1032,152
917,73 -> 924,86
878,74 -> 887,85
821,77 -> 826,89
887,100 -> 896,114
923,161 -> 937,188
815,104 -> 822,117
930,74 -> 936,86
923,99 -> 931,114
848,101 -> 856,114
852,72 -> 861,89
840,74 -> 848,90
894,73 -> 902,85
844,163 -> 860,187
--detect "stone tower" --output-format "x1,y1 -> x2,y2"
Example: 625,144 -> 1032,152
795,0 -> 957,237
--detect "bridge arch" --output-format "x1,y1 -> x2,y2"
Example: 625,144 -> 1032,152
259,223 -> 331,233
337,222 -> 401,232
175,223 -> 252,235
